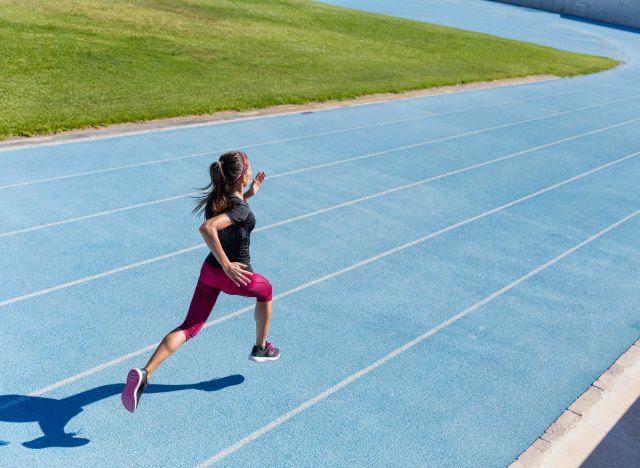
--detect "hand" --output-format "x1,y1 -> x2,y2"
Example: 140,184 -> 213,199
246,171 -> 266,198
223,262 -> 253,287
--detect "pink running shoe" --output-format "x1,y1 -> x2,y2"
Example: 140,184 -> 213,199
121,368 -> 148,412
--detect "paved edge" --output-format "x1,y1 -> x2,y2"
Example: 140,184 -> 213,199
0,75 -> 557,151
511,337 -> 640,468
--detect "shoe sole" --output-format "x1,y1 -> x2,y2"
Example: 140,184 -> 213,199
122,368 -> 143,412
248,353 -> 281,362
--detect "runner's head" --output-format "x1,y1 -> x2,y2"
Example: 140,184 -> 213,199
191,150 -> 252,219
218,150 -> 251,188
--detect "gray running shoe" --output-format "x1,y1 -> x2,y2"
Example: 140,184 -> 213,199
249,342 -> 280,362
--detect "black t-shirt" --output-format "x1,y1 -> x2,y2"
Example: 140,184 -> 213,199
205,195 -> 256,272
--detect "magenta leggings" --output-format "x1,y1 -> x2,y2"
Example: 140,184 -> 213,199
178,260 -> 273,340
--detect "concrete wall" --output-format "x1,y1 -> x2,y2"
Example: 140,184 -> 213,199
493,0 -> 640,29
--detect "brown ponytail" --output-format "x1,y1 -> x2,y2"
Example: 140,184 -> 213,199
191,150 -> 248,219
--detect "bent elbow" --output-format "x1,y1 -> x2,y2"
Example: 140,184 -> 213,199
199,223 -> 212,236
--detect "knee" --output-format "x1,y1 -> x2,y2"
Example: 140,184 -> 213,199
257,279 -> 273,303
178,324 -> 202,341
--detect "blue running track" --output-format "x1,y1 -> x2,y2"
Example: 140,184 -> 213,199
1,1 -> 639,466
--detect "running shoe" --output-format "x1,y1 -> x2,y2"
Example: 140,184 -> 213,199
249,341 -> 280,362
122,368 -> 148,412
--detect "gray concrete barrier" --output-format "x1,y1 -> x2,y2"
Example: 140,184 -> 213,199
492,0 -> 640,29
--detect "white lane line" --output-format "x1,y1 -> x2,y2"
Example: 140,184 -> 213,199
5,148 -> 638,405
0,243 -> 204,307
197,207 -> 640,466
0,75 -> 615,155
0,147 -> 640,307
2,91 -> 640,190
0,81 -> 549,153
614,80 -> 640,90
3,72 -> 640,156
0,194 -> 194,238
3,112 -> 640,239
2,73 -> 640,157
1,137 -> 639,308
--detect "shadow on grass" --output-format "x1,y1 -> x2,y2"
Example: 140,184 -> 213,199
0,375 -> 244,449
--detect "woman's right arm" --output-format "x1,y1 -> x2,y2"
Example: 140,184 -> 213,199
199,214 -> 252,287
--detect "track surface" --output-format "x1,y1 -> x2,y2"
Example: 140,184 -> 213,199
1,1 -> 639,466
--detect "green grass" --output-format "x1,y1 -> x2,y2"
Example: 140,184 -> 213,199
0,0 -> 618,139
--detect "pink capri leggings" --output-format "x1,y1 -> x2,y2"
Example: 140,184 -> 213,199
178,260 -> 273,340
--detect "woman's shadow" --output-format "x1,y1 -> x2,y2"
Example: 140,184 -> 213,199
0,374 -> 244,449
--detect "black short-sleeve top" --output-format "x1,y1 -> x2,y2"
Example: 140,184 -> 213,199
205,195 -> 256,272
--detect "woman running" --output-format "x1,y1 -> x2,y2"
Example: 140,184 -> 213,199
121,150 -> 279,413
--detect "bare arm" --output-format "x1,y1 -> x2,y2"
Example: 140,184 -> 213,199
199,214 -> 252,286
199,214 -> 231,269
